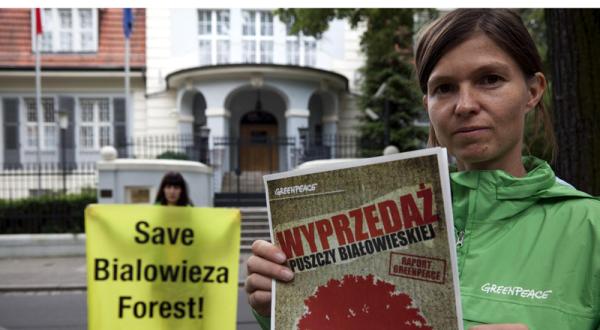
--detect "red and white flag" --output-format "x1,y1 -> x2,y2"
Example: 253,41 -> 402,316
35,8 -> 43,35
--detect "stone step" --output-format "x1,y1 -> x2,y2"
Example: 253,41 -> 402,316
242,224 -> 269,229
241,215 -> 269,222
239,207 -> 270,253
241,230 -> 271,238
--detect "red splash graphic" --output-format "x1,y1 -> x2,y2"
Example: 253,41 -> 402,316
296,274 -> 432,330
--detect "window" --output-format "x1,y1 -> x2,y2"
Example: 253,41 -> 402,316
33,8 -> 98,53
286,40 -> 300,65
79,98 -> 111,150
216,10 -> 229,35
304,40 -> 317,66
284,20 -> 317,66
260,41 -> 273,63
260,11 -> 273,36
199,40 -> 211,66
242,41 -> 256,63
198,10 -> 212,35
197,9 -> 230,65
24,98 -> 57,149
79,9 -> 95,51
217,40 -> 230,64
242,10 -> 255,36
58,9 -> 73,51
241,10 -> 274,63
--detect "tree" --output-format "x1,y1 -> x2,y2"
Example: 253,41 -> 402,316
277,9 -> 432,155
545,9 -> 600,194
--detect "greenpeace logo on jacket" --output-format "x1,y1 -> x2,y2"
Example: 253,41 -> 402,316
480,283 -> 552,300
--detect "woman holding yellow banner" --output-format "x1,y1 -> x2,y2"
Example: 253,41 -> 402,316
154,172 -> 194,206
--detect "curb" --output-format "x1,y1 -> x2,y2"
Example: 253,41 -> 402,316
0,284 -> 86,292
0,234 -> 86,259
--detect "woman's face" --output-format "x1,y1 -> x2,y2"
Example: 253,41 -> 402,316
424,33 -> 545,174
164,185 -> 182,205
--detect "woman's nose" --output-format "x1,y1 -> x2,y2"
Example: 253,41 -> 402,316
455,86 -> 480,116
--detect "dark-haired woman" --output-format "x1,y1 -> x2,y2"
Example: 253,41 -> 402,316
245,9 -> 600,330
154,171 -> 194,206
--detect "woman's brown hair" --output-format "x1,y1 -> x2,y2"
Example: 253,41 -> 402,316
155,171 -> 194,206
414,9 -> 556,162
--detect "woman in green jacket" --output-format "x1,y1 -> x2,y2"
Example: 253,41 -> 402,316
245,9 -> 600,330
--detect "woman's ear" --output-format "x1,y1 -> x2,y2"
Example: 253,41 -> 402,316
525,72 -> 546,113
422,95 -> 428,112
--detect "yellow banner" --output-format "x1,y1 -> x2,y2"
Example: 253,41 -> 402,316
85,204 -> 240,330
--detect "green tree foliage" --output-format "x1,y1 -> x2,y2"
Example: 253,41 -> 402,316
517,9 -> 554,163
277,9 -> 432,155
156,150 -> 190,161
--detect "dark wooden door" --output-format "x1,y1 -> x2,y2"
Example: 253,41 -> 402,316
239,124 -> 278,172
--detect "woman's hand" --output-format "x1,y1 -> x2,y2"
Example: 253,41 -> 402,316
245,240 -> 294,316
469,324 -> 529,330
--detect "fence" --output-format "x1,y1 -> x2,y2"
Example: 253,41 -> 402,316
0,162 -> 97,201
0,134 -> 379,199
296,134 -> 379,164
119,133 -> 210,164
0,133 -> 378,231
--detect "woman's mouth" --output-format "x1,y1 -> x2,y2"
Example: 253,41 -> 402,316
453,126 -> 490,137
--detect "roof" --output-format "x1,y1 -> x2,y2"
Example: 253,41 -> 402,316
0,8 -> 145,70
166,63 -> 350,92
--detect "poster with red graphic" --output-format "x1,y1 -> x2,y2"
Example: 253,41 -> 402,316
264,148 -> 462,330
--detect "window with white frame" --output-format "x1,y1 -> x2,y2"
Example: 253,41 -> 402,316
24,97 -> 57,150
284,20 -> 317,66
260,40 -> 273,63
197,9 -> 230,66
304,40 -> 317,66
242,10 -> 255,36
242,10 -> 274,63
79,98 -> 111,150
242,40 -> 256,63
285,21 -> 300,65
286,40 -> 299,65
33,8 -> 98,53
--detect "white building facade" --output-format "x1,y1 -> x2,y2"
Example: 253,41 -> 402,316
141,9 -> 365,193
0,8 -> 365,200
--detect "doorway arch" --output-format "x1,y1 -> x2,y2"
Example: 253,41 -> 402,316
239,108 -> 278,172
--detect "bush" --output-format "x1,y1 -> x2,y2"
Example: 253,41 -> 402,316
156,151 -> 189,160
0,192 -> 97,234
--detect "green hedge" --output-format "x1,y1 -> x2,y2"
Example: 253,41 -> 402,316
0,192 -> 97,234
156,150 -> 189,160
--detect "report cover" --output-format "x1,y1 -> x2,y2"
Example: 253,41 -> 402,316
264,147 -> 462,330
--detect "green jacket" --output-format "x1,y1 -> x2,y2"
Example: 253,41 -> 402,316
454,156 -> 600,329
254,157 -> 600,330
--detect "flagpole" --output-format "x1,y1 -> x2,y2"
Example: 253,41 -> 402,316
125,34 -> 130,140
124,9 -> 131,158
35,12 -> 43,192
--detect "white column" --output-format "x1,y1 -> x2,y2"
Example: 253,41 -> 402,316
322,114 -> 338,158
206,107 -> 230,193
285,108 -> 309,169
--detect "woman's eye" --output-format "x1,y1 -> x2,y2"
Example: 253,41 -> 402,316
433,84 -> 453,95
480,74 -> 503,86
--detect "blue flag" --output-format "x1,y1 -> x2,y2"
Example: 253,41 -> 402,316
123,8 -> 134,39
